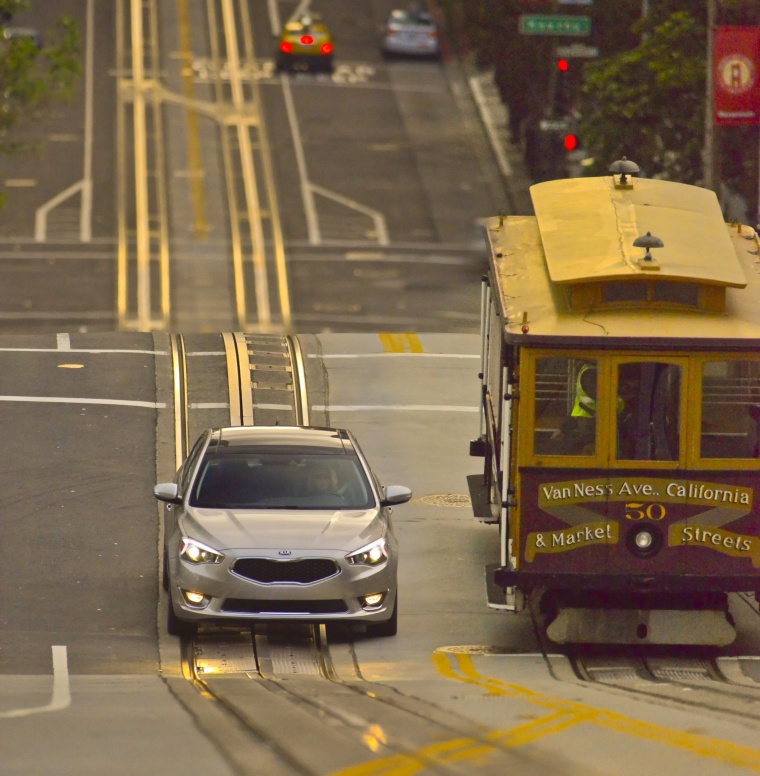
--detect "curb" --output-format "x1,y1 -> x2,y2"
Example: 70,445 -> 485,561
462,60 -> 534,216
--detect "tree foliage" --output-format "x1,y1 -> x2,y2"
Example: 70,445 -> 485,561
441,0 -> 760,198
441,0 -> 640,139
580,11 -> 706,182
0,0 -> 81,156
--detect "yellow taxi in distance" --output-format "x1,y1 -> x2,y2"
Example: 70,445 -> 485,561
276,12 -> 334,73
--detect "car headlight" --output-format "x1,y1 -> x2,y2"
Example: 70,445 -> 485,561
346,538 -> 388,567
180,537 -> 224,565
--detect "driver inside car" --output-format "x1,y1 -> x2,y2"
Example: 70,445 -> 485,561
307,463 -> 340,495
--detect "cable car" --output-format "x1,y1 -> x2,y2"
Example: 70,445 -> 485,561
470,160 -> 760,645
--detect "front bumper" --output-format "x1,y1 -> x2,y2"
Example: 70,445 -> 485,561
382,39 -> 439,56
168,550 -> 396,624
494,568 -> 760,595
276,51 -> 333,71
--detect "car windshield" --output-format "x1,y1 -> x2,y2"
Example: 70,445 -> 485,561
189,453 -> 375,510
391,10 -> 434,26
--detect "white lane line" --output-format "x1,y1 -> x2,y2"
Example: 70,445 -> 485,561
191,402 -> 229,409
0,396 -> 166,409
280,75 -> 320,244
266,0 -> 281,37
34,0 -> 95,242
0,348 -> 168,355
309,353 -> 479,359
57,333 -> 71,350
0,646 -> 71,718
342,252 -> 476,266
309,183 -> 389,246
81,0 -> 95,241
314,405 -> 478,412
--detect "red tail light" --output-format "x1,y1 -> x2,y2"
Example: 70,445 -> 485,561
300,34 -> 314,45
280,41 -> 293,54
321,42 -> 333,55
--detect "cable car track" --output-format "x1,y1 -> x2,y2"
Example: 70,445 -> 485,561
162,332 -> 563,775
178,619 -> 561,776
221,332 -> 309,427
117,0 -> 291,332
171,330 -> 313,659
531,593 -> 760,725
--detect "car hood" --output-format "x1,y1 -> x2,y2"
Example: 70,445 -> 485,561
181,507 -> 382,552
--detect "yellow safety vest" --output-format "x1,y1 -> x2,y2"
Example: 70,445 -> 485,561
571,365 -> 625,418
571,366 -> 596,417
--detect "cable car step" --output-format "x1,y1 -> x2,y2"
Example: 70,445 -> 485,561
485,563 -> 524,611
467,474 -> 498,522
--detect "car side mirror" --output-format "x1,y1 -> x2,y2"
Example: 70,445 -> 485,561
381,485 -> 412,507
154,482 -> 181,504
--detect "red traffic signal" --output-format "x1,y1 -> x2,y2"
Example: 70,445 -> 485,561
557,58 -> 569,72
564,134 -> 578,151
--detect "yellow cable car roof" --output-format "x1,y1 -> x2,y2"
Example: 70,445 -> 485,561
486,212 -> 760,343
531,176 -> 747,287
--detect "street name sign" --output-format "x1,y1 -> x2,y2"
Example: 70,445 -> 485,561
519,15 -> 591,36
555,43 -> 599,57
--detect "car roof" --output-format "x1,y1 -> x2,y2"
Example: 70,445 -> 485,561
284,16 -> 328,32
389,9 -> 435,24
206,426 -> 355,454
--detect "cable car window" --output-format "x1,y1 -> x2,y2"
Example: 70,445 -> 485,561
602,283 -> 648,304
617,362 -> 681,461
534,357 -> 597,456
651,281 -> 699,307
701,360 -> 760,459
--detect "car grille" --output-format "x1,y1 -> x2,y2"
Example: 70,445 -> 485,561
221,599 -> 348,614
232,557 -> 339,584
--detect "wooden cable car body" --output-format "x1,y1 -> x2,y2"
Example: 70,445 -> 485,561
471,172 -> 760,645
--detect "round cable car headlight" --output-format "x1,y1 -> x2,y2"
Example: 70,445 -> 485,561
626,525 -> 663,558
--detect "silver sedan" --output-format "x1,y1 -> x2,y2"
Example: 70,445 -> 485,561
154,426 -> 411,637
381,7 -> 440,59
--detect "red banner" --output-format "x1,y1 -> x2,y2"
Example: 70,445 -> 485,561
714,26 -> 760,125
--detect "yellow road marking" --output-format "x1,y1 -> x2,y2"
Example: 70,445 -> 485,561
331,735 -> 499,776
378,333 -> 424,353
434,651 -> 760,770
331,652 -> 760,774
177,0 -> 209,239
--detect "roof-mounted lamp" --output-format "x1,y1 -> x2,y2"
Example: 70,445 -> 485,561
633,231 -> 664,271
609,156 -> 640,189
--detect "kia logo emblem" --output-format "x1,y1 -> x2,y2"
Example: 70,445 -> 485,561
278,550 -> 292,556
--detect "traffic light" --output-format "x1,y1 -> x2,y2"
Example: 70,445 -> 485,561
554,57 -> 578,114
564,133 -> 578,151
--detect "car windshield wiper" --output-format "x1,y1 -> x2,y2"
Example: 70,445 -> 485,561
254,503 -> 312,509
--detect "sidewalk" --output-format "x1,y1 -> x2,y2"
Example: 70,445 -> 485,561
460,57 -> 534,216
430,0 -> 533,216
